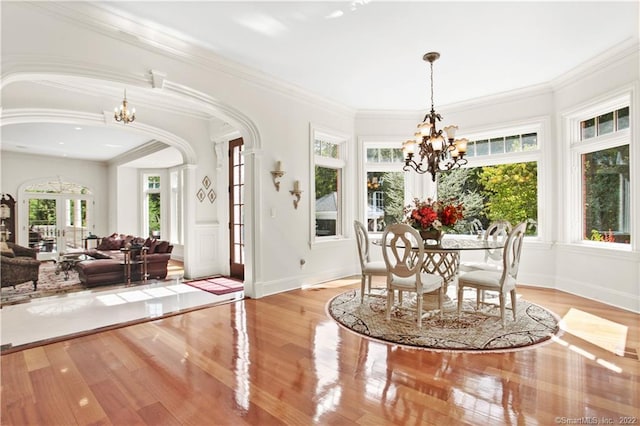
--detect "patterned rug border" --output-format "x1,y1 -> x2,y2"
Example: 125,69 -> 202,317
326,289 -> 563,354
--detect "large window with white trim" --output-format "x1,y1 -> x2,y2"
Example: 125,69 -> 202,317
364,145 -> 406,232
361,124 -> 542,237
143,174 -> 161,239
312,128 -> 347,240
437,129 -> 540,235
569,98 -> 630,245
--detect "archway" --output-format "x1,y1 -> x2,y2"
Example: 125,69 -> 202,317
1,69 -> 263,297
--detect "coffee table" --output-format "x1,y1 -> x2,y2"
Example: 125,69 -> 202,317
56,253 -> 91,280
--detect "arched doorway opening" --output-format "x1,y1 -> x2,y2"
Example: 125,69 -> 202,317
19,177 -> 94,261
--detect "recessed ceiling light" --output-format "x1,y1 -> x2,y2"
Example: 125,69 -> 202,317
105,144 -> 122,148
74,127 -> 82,130
59,142 -> 65,145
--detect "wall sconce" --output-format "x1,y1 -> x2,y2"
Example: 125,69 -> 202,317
290,180 -> 302,209
271,161 -> 285,191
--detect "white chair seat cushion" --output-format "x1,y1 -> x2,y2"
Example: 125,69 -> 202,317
363,261 -> 387,274
459,270 -> 516,291
391,272 -> 443,293
459,261 -> 502,273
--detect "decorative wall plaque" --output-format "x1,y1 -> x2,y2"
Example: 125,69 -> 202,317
202,176 -> 211,189
196,188 -> 206,202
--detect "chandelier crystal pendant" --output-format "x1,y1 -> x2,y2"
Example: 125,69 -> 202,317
402,52 -> 468,181
114,89 -> 136,124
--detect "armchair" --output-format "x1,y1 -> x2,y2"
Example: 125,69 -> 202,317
1,242 -> 41,290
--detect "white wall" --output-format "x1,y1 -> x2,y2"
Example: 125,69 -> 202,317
115,166 -> 139,236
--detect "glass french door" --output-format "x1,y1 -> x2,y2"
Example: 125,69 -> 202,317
228,137 -> 245,280
25,195 -> 92,259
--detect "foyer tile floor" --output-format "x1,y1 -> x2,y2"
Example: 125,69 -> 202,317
0,277 -> 243,352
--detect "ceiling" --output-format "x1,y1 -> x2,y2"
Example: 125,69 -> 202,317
2,1 -> 638,164
104,1 -> 638,110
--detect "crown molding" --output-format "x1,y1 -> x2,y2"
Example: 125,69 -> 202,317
355,82 -> 554,119
550,37 -> 639,92
108,140 -> 170,167
23,1 -> 355,118
2,58 -> 214,122
1,108 -> 105,126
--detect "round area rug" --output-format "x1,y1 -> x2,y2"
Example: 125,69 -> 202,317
327,289 -> 561,352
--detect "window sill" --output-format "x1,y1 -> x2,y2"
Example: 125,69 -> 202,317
556,241 -> 638,261
310,236 -> 349,250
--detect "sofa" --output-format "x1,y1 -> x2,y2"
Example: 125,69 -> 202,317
75,234 -> 173,287
1,242 -> 41,290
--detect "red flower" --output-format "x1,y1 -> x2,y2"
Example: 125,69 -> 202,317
404,197 -> 464,231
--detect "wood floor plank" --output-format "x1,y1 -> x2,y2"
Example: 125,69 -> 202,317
136,402 -> 181,426
28,366 -> 80,425
89,378 -> 147,426
2,282 -> 639,425
1,396 -> 42,426
44,344 -> 110,425
0,350 -> 34,406
23,346 -> 49,372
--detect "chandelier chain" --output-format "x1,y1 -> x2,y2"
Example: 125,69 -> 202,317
430,61 -> 435,111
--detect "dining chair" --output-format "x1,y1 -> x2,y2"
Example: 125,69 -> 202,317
354,220 -> 387,303
459,220 -> 512,273
457,221 -> 527,326
381,223 -> 444,328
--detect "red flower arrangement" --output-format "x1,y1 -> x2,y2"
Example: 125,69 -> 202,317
404,197 -> 464,231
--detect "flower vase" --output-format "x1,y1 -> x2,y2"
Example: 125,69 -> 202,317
419,229 -> 443,246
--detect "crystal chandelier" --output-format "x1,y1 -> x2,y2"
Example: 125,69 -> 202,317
402,52 -> 468,181
114,89 -> 136,124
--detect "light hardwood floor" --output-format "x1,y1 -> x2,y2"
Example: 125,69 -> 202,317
1,278 -> 638,425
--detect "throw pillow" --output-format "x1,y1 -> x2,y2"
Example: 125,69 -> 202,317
1,242 -> 15,258
96,238 -> 110,250
145,238 -> 158,254
97,236 -> 122,251
155,240 -> 169,253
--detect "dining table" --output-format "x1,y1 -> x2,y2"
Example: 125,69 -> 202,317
373,236 -> 505,312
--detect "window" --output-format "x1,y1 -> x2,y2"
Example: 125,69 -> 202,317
438,162 -> 538,235
581,107 -> 628,140
437,126 -> 542,236
312,127 -> 347,240
364,145 -> 406,232
570,100 -> 630,245
144,174 -> 161,239
465,132 -> 538,158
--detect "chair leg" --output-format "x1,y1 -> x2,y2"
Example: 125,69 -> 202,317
416,291 -> 423,329
457,285 -> 464,317
510,289 -> 517,320
386,288 -> 393,321
499,292 -> 506,327
439,286 -> 444,319
476,289 -> 481,310
33,280 -> 38,291
360,274 -> 366,303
